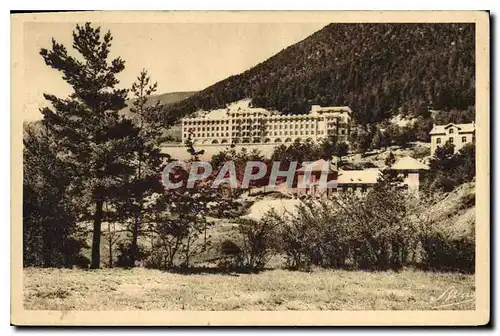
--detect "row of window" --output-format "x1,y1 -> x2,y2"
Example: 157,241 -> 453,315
301,185 -> 371,194
185,126 -> 232,132
265,130 -> 318,136
184,119 -> 231,125
184,130 -> 317,138
230,112 -> 267,118
184,124 -> 347,133
182,128 -> 351,139
436,136 -> 468,144
183,115 -> 347,126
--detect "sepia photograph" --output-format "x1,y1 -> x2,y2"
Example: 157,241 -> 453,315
10,11 -> 490,326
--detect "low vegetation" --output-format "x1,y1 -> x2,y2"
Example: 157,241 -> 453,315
424,142 -> 476,192
24,268 -> 474,311
216,172 -> 475,274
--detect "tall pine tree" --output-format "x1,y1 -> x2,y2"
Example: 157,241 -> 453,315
23,122 -> 87,267
40,23 -> 138,269
115,70 -> 170,267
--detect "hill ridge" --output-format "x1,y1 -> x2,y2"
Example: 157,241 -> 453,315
158,23 -> 474,125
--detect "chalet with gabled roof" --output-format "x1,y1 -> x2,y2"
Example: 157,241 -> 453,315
429,122 -> 475,155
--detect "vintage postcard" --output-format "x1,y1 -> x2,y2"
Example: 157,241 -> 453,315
11,11 -> 490,326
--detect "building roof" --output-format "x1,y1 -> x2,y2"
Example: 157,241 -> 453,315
310,105 -> 352,114
392,156 -> 430,171
297,159 -> 336,172
335,169 -> 381,185
429,122 -> 475,135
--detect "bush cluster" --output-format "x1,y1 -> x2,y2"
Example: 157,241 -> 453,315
420,232 -> 475,273
425,143 -> 476,192
225,182 -> 475,274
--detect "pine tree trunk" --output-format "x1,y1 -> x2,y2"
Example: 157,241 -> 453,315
108,241 -> 113,268
131,214 -> 139,266
108,222 -> 113,268
91,199 -> 104,269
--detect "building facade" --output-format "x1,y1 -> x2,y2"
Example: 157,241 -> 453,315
181,105 -> 352,145
268,156 -> 428,197
429,122 -> 475,155
391,156 -> 430,193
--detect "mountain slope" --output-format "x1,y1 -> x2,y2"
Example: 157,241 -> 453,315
160,23 -> 474,125
121,91 -> 196,118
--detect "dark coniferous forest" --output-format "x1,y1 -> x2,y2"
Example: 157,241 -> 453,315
159,23 -> 475,125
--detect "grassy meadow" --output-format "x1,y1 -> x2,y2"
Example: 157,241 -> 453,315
24,195 -> 476,312
24,267 -> 474,311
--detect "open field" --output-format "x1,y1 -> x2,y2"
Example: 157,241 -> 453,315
24,268 -> 474,311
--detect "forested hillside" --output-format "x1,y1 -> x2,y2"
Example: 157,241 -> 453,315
159,23 -> 475,125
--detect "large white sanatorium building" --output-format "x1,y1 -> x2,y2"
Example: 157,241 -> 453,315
181,105 -> 352,145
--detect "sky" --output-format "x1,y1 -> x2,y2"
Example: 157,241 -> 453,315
22,22 -> 327,120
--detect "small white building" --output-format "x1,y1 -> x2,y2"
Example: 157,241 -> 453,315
391,156 -> 430,193
335,169 -> 381,193
429,122 -> 475,156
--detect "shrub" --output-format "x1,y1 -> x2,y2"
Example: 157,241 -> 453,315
241,187 -> 475,274
217,239 -> 244,271
425,143 -> 476,192
411,146 -> 431,159
428,174 -> 459,193
420,231 -> 475,273
274,200 -> 351,270
144,250 -> 164,269
70,254 -> 91,269
237,218 -> 280,271
273,208 -> 315,270
220,239 -> 242,256
460,192 -> 475,209
272,181 -> 448,272
116,242 -> 149,268
334,186 -> 421,271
